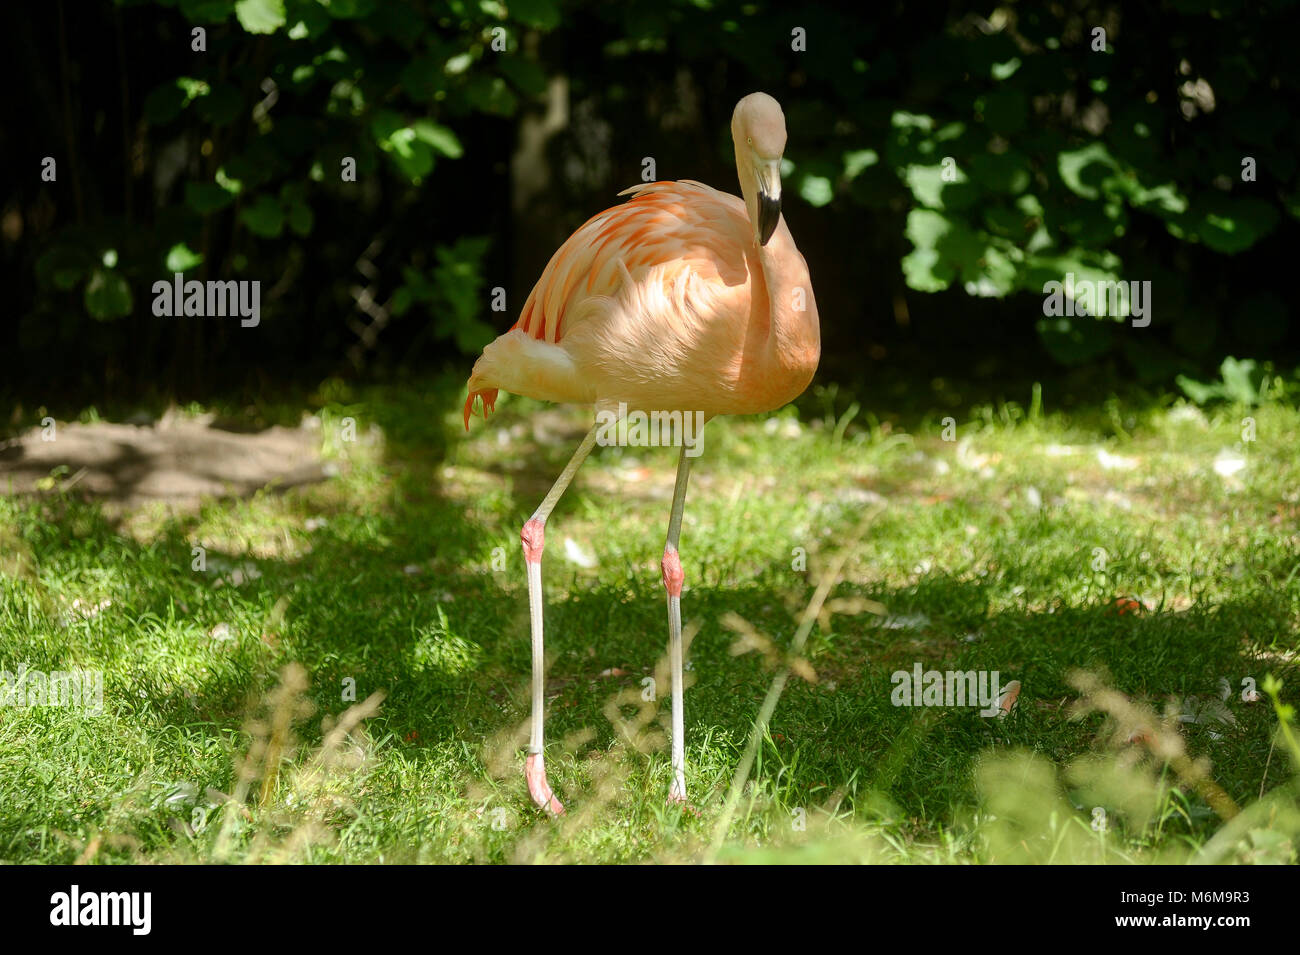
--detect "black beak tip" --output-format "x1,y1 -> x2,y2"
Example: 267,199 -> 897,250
758,194 -> 781,246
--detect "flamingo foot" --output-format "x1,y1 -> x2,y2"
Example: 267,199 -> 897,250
525,752 -> 564,815
667,791 -> 701,816
667,778 -> 700,815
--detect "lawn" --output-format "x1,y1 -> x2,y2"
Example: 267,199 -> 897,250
2,374 -> 1298,864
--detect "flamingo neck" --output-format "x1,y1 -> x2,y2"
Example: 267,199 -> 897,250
733,140 -> 820,399
756,232 -> 820,375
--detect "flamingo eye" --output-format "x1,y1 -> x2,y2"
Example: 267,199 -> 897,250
747,137 -> 752,145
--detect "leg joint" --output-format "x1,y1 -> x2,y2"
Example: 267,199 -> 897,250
521,518 -> 545,564
661,547 -> 684,597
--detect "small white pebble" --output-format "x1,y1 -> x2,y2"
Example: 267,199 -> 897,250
1167,405 -> 1207,427
1213,450 -> 1246,477
878,613 -> 930,631
1096,449 -> 1137,470
843,488 -> 887,506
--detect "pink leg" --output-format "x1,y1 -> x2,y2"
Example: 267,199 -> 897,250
522,427 -> 599,815
662,446 -> 694,803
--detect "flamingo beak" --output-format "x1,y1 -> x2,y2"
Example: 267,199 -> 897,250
756,159 -> 782,246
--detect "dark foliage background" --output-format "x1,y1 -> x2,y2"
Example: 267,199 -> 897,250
4,0 -> 1298,411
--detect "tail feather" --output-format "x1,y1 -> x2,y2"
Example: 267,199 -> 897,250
463,387 -> 499,430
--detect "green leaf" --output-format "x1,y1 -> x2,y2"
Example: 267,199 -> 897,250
909,209 -> 951,248
968,150 -> 1030,195
286,0 -> 331,38
84,269 -> 133,320
143,81 -> 188,125
509,0 -> 560,29
991,57 -> 1021,80
1175,374 -> 1217,405
375,121 -> 435,182
842,150 -> 878,180
1170,197 -> 1280,255
903,163 -> 972,210
901,208 -> 954,291
496,57 -> 547,96
320,0 -> 376,19
1026,254 -> 1131,318
372,113 -> 447,180
1058,142 -> 1120,200
465,74 -> 517,115
445,52 -> 474,75
179,0 -> 236,23
165,243 -> 204,272
1129,182 -> 1188,216
401,54 -> 448,102
235,0 -> 285,33
901,209 -> 992,293
288,200 -> 314,236
240,195 -> 286,237
196,83 -> 244,125
1219,356 -> 1261,405
412,120 -> 463,158
1174,357 -> 1263,406
224,142 -> 281,189
391,286 -> 413,316
185,181 -> 236,214
901,247 -> 952,292
215,166 -> 243,195
964,244 -> 1017,297
37,243 -> 96,291
798,174 -> 833,207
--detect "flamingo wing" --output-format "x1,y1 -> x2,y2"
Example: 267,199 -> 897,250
464,181 -> 753,426
514,180 -> 748,345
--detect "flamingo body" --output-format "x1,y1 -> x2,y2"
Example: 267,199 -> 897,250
465,180 -> 819,425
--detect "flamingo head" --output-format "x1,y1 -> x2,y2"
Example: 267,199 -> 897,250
731,92 -> 787,247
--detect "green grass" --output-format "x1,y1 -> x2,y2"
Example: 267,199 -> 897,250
2,374 -> 1299,864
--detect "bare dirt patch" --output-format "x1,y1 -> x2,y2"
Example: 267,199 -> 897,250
0,412 -> 328,509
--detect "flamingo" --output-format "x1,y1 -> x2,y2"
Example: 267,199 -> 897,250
463,92 -> 820,813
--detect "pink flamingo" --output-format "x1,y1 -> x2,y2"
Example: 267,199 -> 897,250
464,92 -> 820,813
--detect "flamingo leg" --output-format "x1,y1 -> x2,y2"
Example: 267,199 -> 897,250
521,424 -> 600,815
661,444 -> 694,802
